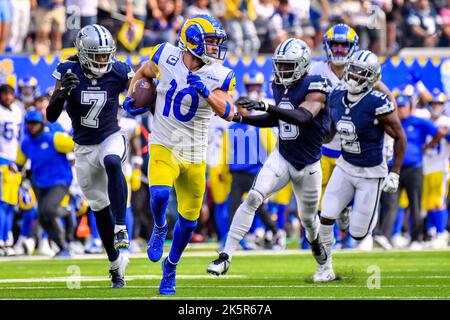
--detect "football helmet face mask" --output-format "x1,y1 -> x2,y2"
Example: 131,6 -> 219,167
272,38 -> 311,87
178,14 -> 228,64
323,24 -> 359,66
18,76 -> 39,104
344,50 -> 381,94
75,24 -> 116,78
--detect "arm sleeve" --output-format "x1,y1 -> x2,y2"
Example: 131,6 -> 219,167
240,113 -> 279,128
267,105 -> 313,125
16,146 -> 27,167
53,132 -> 75,153
46,89 -> 66,123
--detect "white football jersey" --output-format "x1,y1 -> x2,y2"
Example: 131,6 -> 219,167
207,114 -> 229,168
423,115 -> 450,174
149,42 -> 235,163
309,60 -> 344,152
0,103 -> 23,162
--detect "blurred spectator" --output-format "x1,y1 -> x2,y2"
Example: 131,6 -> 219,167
8,0 -> 30,53
377,96 -> 446,249
267,0 -> 301,51
0,0 -> 11,53
119,0 -> 147,23
310,0 -> 331,47
406,0 -> 441,47
143,0 -> 183,47
210,0 -> 226,21
63,0 -> 98,48
185,0 -> 212,17
254,0 -> 275,53
33,0 -> 66,54
224,0 -> 261,56
438,0 -> 450,46
288,0 -> 316,47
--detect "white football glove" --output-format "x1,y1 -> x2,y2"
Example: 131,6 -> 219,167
382,172 -> 399,193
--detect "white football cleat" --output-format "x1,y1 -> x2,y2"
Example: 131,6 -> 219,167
23,238 -> 36,255
391,234 -> 409,248
409,241 -> 423,251
356,235 -> 373,251
13,238 -> 25,255
430,232 -> 449,249
206,252 -> 230,276
374,235 -> 393,250
313,264 -> 336,282
38,239 -> 55,256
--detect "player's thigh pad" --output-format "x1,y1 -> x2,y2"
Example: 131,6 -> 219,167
174,162 -> 207,221
350,177 -> 383,239
208,167 -> 231,204
422,172 -> 446,211
74,145 -> 109,211
0,165 -> 22,205
291,161 -> 322,220
321,165 -> 355,220
148,144 -> 181,187
100,130 -> 128,167
251,149 -> 291,199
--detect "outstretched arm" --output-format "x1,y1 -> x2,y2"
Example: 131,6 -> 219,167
206,89 -> 235,121
233,112 -> 279,128
237,92 -> 327,126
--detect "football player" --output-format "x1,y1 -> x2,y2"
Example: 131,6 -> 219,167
0,84 -> 23,256
46,24 -> 134,287
17,76 -> 40,110
123,14 -> 236,295
207,38 -> 333,276
315,50 -> 406,281
422,91 -> 450,249
310,24 -> 396,245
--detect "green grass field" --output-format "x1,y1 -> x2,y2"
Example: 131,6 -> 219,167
0,249 -> 449,300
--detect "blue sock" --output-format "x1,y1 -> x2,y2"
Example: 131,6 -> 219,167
429,209 -> 448,234
214,201 -> 229,241
393,208 -> 405,236
20,207 -> 37,237
88,210 -> 100,240
104,155 -> 128,226
126,207 -> 134,239
276,204 -> 287,229
0,202 -> 8,243
4,204 -> 14,242
168,214 -> 197,265
150,185 -> 171,228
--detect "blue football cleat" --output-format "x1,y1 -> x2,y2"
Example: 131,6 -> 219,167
53,249 -> 72,259
159,258 -> 176,295
147,224 -> 168,262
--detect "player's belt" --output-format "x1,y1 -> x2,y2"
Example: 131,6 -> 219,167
321,147 -> 341,158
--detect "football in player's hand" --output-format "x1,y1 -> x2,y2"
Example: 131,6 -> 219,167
129,77 -> 157,109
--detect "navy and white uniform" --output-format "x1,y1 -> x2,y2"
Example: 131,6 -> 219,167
52,60 -> 134,211
251,74 -> 332,229
321,87 -> 395,239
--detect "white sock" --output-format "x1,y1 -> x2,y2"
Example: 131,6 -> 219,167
223,196 -> 260,259
114,225 -> 126,234
319,223 -> 334,247
304,215 -> 320,243
110,253 -> 122,269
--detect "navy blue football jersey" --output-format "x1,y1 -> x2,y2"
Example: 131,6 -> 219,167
52,60 -> 134,145
328,87 -> 395,167
273,75 -> 332,170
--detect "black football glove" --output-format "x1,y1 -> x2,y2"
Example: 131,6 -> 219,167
236,97 -> 269,112
60,71 -> 80,97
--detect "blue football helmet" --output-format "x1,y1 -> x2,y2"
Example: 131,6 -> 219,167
18,76 -> 39,104
323,24 -> 359,66
243,70 -> 265,86
178,14 -> 228,64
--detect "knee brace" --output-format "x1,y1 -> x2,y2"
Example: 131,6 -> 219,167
178,214 -> 198,233
246,189 -> 264,210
